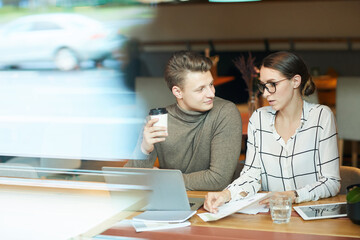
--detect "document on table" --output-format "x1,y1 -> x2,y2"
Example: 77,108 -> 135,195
238,203 -> 269,214
133,210 -> 196,223
132,220 -> 191,232
198,192 -> 271,222
114,219 -> 191,233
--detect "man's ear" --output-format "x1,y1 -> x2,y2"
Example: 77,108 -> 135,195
172,86 -> 183,99
293,74 -> 301,89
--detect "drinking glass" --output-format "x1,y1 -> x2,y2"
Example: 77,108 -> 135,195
269,195 -> 292,224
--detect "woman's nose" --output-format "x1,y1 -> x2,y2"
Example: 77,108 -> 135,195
262,88 -> 271,98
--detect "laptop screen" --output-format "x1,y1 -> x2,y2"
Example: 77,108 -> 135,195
103,167 -> 191,211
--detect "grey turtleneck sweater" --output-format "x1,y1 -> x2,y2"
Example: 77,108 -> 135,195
126,97 -> 242,191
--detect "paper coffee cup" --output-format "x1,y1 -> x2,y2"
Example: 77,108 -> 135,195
149,108 -> 168,128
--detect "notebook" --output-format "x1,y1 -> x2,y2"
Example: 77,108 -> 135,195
102,167 -> 204,222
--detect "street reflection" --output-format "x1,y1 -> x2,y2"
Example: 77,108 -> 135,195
0,2 -> 156,239
0,70 -> 145,161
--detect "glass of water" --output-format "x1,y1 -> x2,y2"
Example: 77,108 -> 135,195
269,195 -> 292,224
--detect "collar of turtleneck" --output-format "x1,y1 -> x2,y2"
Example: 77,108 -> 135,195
167,103 -> 209,123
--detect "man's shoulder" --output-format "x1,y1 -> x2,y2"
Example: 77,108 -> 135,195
212,97 -> 237,111
208,97 -> 241,124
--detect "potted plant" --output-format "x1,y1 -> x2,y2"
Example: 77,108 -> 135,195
233,52 -> 260,115
347,184 -> 360,225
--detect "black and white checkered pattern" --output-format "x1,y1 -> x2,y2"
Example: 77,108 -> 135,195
228,101 -> 340,203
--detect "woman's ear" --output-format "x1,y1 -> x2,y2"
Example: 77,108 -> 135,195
293,74 -> 302,89
172,86 -> 183,99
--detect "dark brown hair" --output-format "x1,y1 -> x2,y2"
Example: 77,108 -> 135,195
261,51 -> 316,96
164,51 -> 212,90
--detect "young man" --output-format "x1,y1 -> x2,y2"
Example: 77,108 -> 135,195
126,51 -> 242,191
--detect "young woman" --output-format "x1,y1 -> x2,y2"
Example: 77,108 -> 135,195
204,51 -> 340,213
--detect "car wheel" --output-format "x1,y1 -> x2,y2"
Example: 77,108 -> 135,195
54,48 -> 79,71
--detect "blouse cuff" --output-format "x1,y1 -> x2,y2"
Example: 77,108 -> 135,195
226,185 -> 248,202
295,187 -> 310,203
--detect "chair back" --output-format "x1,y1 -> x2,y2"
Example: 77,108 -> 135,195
336,77 -> 360,141
340,166 -> 360,194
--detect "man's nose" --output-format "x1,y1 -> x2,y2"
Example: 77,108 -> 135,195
206,86 -> 215,98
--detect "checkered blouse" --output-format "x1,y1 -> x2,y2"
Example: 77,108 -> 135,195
227,101 -> 341,203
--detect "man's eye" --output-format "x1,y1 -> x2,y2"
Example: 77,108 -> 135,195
271,82 -> 277,87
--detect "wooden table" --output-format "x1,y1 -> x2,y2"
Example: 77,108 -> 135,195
100,192 -> 360,240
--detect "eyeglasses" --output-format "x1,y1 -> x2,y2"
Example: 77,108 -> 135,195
257,78 -> 289,94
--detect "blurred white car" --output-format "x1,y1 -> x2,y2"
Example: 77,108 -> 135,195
0,13 -> 126,71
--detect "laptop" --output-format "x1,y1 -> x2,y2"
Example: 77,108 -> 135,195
102,167 -> 204,222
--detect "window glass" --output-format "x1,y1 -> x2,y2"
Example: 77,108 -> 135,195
0,4 -> 155,179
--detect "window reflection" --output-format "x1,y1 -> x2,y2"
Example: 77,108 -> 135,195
0,4 -> 155,178
0,168 -> 151,239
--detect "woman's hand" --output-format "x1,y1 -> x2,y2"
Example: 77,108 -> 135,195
259,191 -> 297,205
204,190 -> 231,213
282,190 -> 297,203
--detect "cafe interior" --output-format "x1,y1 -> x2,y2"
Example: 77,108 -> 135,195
0,0 -> 359,239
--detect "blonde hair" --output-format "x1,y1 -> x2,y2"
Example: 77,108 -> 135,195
164,51 -> 212,90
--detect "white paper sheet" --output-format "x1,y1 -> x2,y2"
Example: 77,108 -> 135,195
133,210 -> 196,223
238,204 -> 269,214
132,220 -> 190,232
197,192 -> 271,222
113,219 -> 191,233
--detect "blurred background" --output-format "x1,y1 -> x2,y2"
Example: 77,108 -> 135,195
0,0 -> 359,179
0,1 -> 359,239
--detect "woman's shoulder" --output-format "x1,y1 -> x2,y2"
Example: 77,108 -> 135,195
250,105 -> 275,119
247,106 -> 275,128
306,101 -> 334,117
303,101 -> 336,128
